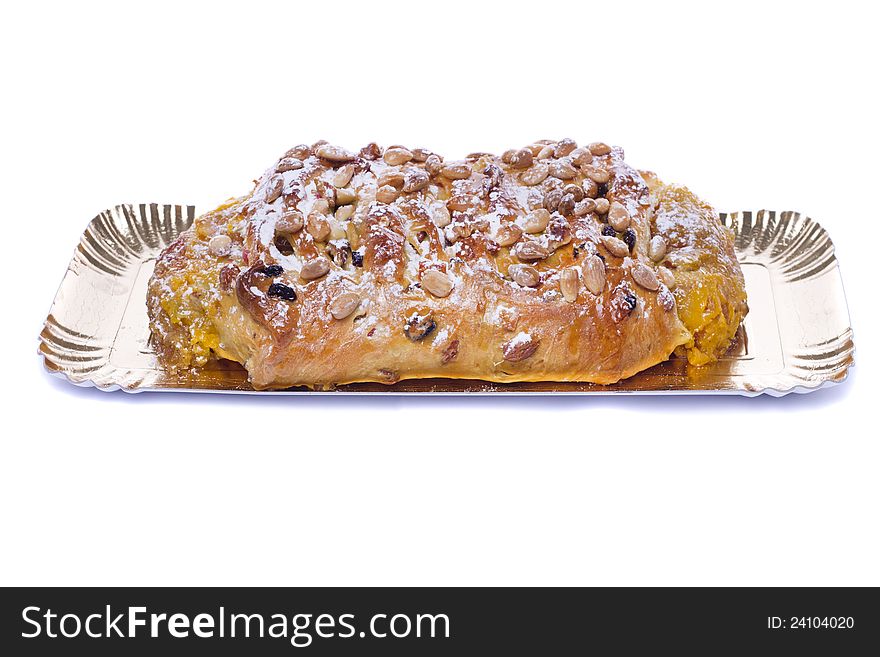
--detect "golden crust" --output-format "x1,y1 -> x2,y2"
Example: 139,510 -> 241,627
640,171 -> 749,365
147,141 -> 746,389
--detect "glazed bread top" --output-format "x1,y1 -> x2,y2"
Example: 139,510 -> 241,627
148,140 -> 746,389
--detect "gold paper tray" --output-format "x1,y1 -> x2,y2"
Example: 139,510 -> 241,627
39,204 -> 854,396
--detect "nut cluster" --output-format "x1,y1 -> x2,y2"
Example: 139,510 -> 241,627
218,139 -> 678,362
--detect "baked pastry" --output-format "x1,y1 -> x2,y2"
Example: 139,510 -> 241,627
147,140 -> 747,389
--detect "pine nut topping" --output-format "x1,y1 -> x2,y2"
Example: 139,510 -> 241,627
378,170 -> 405,189
285,144 -> 311,160
549,159 -> 577,180
329,220 -> 347,242
631,262 -> 660,291
307,212 -> 331,241
335,188 -> 357,206
558,194 -> 576,217
376,185 -> 399,204
316,144 -> 355,162
277,157 -> 304,173
600,235 -> 630,257
312,198 -> 331,215
583,255 -> 606,295
582,178 -> 599,199
563,184 -> 585,202
574,198 -> 596,216
495,222 -> 523,247
330,292 -> 361,320
543,189 -> 563,213
648,235 -> 667,262
332,164 -> 355,188
570,147 -> 593,167
346,222 -> 362,250
208,234 -> 232,257
509,148 -> 534,170
584,165 -> 611,184
608,201 -> 631,231
560,267 -> 581,302
411,148 -> 433,162
276,210 -> 304,234
421,269 -> 454,298
508,264 -> 541,287
432,205 -> 451,228
300,257 -> 331,280
554,138 -> 577,158
521,164 -> 549,186
425,154 -> 443,176
657,266 -> 676,290
335,204 -> 355,222
523,208 -> 551,234
514,240 -> 550,262
240,141 -> 685,349
403,169 -> 430,193
265,176 -> 284,203
383,147 -> 413,166
546,216 -> 573,251
536,145 -> 555,160
439,162 -> 472,180
358,143 -> 381,160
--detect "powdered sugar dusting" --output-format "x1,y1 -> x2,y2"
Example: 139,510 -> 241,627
148,139 -> 711,386
507,331 -> 532,348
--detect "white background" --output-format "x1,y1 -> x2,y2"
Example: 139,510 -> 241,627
1,1 -> 877,586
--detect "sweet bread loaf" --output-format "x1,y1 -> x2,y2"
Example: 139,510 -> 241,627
147,139 -> 747,389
